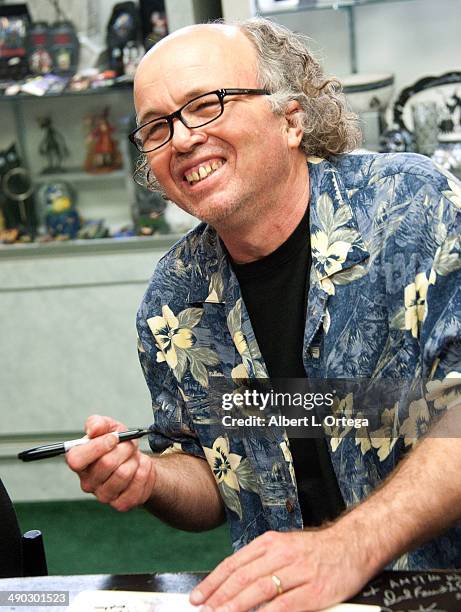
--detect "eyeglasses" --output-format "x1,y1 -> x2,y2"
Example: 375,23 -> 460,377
129,88 -> 270,153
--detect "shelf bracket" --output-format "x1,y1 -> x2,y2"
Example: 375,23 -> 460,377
345,4 -> 358,74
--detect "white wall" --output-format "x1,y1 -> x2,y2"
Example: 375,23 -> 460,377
0,242 -> 175,502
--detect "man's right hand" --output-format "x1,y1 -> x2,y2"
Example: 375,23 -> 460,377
66,415 -> 156,512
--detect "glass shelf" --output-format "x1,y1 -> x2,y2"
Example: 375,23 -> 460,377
0,234 -> 182,259
0,81 -> 132,103
255,0 -> 417,73
32,169 -> 127,183
255,0 -> 417,16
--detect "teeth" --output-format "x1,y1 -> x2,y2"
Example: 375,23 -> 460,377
185,160 -> 224,184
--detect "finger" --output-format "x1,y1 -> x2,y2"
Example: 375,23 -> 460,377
205,550 -> 295,609
109,454 -> 156,512
80,440 -> 138,490
213,565 -> 303,612
190,531 -> 274,605
94,455 -> 140,503
260,583 -> 331,612
66,432 -> 119,472
85,414 -> 126,438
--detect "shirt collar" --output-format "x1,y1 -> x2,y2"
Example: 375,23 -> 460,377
307,155 -> 369,282
186,155 -> 370,303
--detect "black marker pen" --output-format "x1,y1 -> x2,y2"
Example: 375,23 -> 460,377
17,428 -> 151,462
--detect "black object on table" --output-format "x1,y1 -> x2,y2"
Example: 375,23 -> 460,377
1,570 -> 461,611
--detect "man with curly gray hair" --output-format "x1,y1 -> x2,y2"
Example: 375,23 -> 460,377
67,17 -> 461,612
134,18 -> 361,195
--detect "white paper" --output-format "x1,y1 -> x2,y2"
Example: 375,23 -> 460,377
69,590 -> 197,611
69,590 -> 381,612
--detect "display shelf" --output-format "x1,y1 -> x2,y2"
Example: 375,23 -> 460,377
0,234 -> 183,260
255,0 -> 417,15
32,169 -> 127,183
0,81 -> 133,103
255,0 -> 417,73
0,79 -> 138,238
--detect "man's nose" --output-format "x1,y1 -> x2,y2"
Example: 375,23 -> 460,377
170,119 -> 207,152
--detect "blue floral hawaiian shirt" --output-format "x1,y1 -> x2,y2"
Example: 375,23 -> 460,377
136,152 -> 461,570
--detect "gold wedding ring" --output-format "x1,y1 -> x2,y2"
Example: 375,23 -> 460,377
271,574 -> 283,596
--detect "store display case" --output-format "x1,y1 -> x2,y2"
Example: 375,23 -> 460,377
255,0 -> 418,73
253,0 -> 460,153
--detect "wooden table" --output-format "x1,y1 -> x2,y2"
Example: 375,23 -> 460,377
1,570 -> 461,610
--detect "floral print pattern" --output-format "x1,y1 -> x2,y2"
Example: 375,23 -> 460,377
203,437 -> 259,520
147,305 -> 220,387
204,436 -> 241,490
404,273 -> 430,338
137,152 -> 461,569
147,305 -> 194,368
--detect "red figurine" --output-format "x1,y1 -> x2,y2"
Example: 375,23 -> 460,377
84,107 -> 122,173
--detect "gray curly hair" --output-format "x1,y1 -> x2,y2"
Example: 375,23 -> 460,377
134,16 -> 361,191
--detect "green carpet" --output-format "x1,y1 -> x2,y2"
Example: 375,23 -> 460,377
15,500 -> 232,576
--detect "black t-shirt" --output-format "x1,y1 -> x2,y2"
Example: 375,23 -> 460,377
231,208 -> 345,526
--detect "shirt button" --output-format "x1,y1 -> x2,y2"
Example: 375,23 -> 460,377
285,499 -> 295,513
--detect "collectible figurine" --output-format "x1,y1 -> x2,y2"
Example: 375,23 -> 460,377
38,116 -> 69,173
84,107 -> 122,173
145,11 -> 168,49
0,143 -> 37,242
26,22 -> 53,75
38,181 -> 80,240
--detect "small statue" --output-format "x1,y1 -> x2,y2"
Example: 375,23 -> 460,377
38,116 -> 69,173
0,143 -> 37,242
84,107 -> 122,173
38,181 -> 80,240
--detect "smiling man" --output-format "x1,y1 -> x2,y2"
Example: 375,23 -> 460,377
131,23 -> 311,261
67,18 -> 461,612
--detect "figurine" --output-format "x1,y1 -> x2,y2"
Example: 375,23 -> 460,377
38,181 -> 80,240
0,143 -> 37,242
145,11 -> 168,50
38,116 -> 69,173
84,107 -> 122,173
380,127 -> 414,153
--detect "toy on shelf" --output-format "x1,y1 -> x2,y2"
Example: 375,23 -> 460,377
26,21 -> 53,75
0,143 -> 37,243
140,0 -> 168,51
84,107 -> 122,173
38,116 -> 69,173
37,181 -> 80,240
37,181 -> 81,241
106,1 -> 139,76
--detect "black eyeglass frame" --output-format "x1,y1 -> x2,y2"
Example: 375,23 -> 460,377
129,88 -> 271,153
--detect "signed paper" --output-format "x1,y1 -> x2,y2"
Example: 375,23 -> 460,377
69,590 -> 380,611
69,591 -> 197,611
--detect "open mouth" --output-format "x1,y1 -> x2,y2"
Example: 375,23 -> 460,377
184,158 -> 226,185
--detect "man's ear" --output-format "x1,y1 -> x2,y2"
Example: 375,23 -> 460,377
284,100 -> 303,148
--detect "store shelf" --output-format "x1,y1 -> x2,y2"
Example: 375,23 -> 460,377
255,0 -> 417,16
256,0 -> 417,74
0,234 -> 183,260
0,81 -> 133,103
32,169 -> 127,183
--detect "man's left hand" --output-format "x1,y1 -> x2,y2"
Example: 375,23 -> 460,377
189,526 -> 373,611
